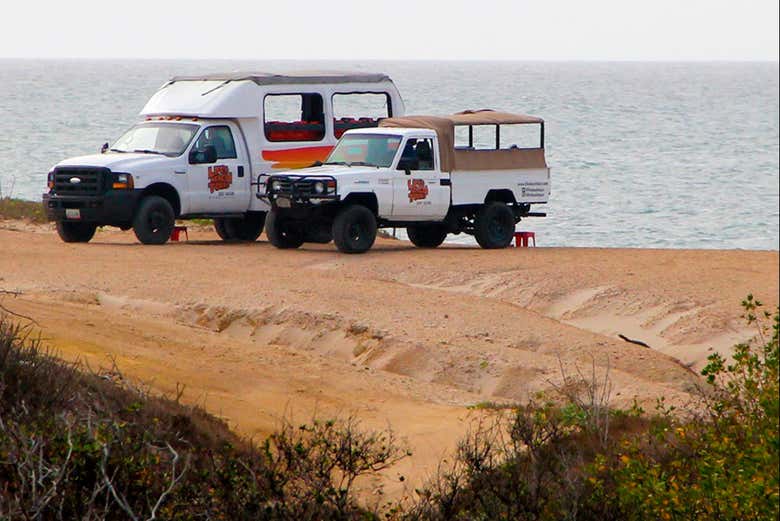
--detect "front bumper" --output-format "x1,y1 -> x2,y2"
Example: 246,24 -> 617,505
264,174 -> 339,209
43,190 -> 143,226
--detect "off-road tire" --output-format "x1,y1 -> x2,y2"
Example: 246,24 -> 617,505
132,195 -> 175,245
265,209 -> 305,249
56,221 -> 97,243
474,202 -> 515,249
407,224 -> 447,248
215,213 -> 265,242
332,205 -> 377,254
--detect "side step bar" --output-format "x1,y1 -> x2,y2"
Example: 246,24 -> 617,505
525,212 -> 547,217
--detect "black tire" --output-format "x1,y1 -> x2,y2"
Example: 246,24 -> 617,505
407,224 -> 447,248
132,195 -> 175,245
474,202 -> 515,249
332,205 -> 377,254
265,209 -> 305,249
213,218 -> 231,240
216,213 -> 266,242
55,221 -> 97,243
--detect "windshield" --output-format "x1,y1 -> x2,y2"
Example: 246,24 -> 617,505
325,134 -> 402,168
111,123 -> 199,156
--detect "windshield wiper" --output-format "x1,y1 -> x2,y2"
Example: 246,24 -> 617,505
132,149 -> 165,155
323,161 -> 348,166
109,148 -> 128,153
347,161 -> 377,167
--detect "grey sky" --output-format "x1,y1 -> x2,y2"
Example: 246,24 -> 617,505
3,0 -> 779,61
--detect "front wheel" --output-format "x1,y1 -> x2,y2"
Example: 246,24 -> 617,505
332,205 -> 377,254
474,202 -> 515,249
56,221 -> 97,243
133,195 -> 175,245
407,224 -> 447,248
265,209 -> 305,249
214,213 -> 266,242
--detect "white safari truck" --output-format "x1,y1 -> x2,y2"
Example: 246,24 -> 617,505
262,110 -> 550,253
43,71 -> 404,244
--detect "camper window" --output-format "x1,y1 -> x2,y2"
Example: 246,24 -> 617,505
332,93 -> 391,138
264,93 -> 326,142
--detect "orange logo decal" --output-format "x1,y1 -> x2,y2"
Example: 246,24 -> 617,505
407,179 -> 429,202
208,165 -> 233,193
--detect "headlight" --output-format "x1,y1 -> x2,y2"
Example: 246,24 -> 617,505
112,173 -> 134,190
313,181 -> 325,194
270,180 -> 282,192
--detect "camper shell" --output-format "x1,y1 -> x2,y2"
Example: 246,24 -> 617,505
44,71 -> 404,244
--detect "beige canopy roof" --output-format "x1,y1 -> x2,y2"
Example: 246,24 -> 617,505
379,110 -> 545,172
449,109 -> 544,125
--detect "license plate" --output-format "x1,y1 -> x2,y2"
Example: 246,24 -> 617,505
65,208 -> 81,220
276,197 -> 292,208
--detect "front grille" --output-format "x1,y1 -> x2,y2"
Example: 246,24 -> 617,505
53,167 -> 107,196
274,179 -> 314,197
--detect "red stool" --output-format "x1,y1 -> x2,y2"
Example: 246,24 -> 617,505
170,226 -> 188,242
514,231 -> 536,247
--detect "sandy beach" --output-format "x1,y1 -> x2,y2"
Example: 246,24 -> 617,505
1,222 -> 777,498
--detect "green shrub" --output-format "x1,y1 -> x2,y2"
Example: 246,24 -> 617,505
607,295 -> 779,520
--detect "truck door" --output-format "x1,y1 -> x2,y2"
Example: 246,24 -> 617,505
186,124 -> 250,214
392,137 -> 449,221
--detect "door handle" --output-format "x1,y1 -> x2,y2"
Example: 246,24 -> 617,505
237,166 -> 245,178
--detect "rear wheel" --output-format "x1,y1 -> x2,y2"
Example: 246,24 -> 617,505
215,213 -> 265,242
332,205 -> 377,254
133,195 -> 175,245
265,209 -> 305,249
55,221 -> 97,243
474,202 -> 515,249
213,218 -> 230,240
407,224 -> 447,248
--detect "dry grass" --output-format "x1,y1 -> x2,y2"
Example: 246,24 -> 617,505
0,197 -> 47,223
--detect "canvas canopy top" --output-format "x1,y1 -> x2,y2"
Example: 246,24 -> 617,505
379,109 -> 546,172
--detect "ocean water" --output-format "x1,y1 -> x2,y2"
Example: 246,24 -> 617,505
0,59 -> 777,250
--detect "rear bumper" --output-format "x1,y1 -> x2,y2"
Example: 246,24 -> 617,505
43,190 -> 142,226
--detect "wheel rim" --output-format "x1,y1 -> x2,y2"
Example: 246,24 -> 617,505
488,215 -> 508,242
348,222 -> 364,243
148,209 -> 166,233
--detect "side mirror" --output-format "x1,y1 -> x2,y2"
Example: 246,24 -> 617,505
100,142 -> 109,154
397,158 -> 418,174
189,145 -> 218,164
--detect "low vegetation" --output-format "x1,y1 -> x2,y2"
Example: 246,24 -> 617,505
1,296 -> 777,520
0,317 -> 407,520
0,197 -> 47,223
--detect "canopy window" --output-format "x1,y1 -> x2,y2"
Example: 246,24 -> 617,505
380,110 -> 546,172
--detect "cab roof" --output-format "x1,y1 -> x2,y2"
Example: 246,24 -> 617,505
168,70 -> 392,85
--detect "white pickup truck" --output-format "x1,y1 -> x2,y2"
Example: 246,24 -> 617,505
263,110 -> 550,253
43,71 -> 404,244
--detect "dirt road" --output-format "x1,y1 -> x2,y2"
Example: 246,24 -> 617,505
1,222 -> 777,498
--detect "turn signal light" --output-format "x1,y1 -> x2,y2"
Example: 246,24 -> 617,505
112,173 -> 134,190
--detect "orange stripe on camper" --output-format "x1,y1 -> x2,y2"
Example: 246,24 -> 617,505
262,146 -> 334,169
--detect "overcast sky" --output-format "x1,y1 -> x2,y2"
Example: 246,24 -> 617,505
3,0 -> 778,61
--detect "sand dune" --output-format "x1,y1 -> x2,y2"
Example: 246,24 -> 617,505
1,223 -> 777,498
